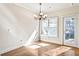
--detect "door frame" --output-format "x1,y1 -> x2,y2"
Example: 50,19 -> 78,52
63,15 -> 77,47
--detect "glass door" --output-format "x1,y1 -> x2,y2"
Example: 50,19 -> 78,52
63,16 -> 76,47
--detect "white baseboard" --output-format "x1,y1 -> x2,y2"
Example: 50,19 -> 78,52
41,39 -> 62,45
0,44 -> 23,55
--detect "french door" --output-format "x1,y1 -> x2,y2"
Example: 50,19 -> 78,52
63,16 -> 77,47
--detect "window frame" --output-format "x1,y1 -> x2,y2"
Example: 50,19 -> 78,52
41,16 -> 58,38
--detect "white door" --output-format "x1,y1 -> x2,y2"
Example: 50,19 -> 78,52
63,16 -> 77,47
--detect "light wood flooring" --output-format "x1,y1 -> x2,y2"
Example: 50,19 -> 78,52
1,41 -> 79,56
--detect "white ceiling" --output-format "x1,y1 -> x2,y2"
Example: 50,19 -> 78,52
15,3 -> 79,14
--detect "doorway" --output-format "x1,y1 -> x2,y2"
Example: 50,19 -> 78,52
63,16 -> 77,47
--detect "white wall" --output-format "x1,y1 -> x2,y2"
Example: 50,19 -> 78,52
0,4 -> 37,54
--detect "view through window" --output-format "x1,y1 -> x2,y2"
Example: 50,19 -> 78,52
41,17 -> 58,37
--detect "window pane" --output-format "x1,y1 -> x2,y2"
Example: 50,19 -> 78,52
41,17 -> 58,37
48,17 -> 57,37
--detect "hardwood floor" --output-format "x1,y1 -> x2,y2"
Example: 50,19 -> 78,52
1,41 -> 79,56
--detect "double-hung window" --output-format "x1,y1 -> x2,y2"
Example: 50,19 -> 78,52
42,16 -> 58,37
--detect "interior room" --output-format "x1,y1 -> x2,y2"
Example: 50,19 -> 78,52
0,3 -> 79,56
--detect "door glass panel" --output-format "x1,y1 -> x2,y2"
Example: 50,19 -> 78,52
64,17 -> 75,41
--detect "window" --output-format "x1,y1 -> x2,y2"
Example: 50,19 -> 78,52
41,16 -> 58,37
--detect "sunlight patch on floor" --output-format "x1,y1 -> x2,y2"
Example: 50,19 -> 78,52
37,43 -> 50,46
26,45 -> 41,49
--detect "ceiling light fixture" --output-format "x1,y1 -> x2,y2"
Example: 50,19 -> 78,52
34,3 -> 47,20
34,3 -> 47,42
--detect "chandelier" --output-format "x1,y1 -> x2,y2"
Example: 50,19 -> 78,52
34,3 -> 47,42
34,3 -> 47,20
